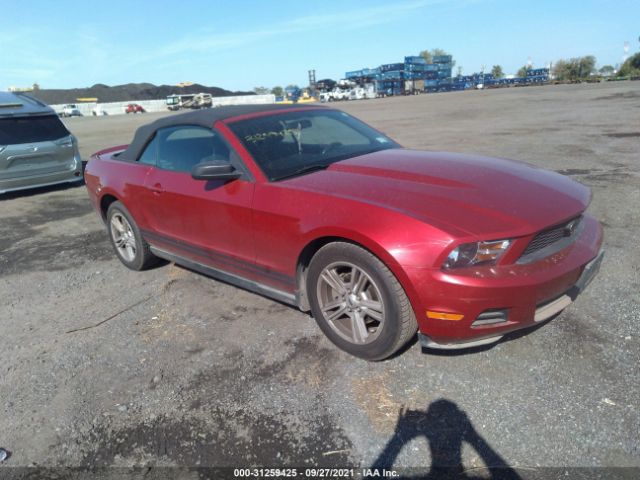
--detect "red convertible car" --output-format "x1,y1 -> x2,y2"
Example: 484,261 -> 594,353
85,104 -> 603,360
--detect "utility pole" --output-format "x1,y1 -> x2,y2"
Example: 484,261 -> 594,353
308,70 -> 317,94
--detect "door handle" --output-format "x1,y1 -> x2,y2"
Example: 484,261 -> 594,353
149,183 -> 164,194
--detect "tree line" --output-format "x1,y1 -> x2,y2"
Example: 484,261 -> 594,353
470,54 -> 637,81
430,50 -> 639,80
252,86 -> 284,96
550,54 -> 639,80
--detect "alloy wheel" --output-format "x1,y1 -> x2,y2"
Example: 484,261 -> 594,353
110,212 -> 137,262
316,262 -> 385,345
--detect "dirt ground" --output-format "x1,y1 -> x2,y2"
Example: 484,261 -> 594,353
1,82 -> 638,477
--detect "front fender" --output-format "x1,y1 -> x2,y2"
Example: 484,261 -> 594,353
297,226 -> 428,322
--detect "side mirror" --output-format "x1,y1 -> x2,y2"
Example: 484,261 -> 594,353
191,160 -> 241,181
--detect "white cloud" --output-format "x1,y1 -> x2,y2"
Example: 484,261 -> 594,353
1,0 -> 470,87
141,0 -> 450,62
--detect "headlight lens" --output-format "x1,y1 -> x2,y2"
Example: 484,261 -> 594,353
443,239 -> 511,270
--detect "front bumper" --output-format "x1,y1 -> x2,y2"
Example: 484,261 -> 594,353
405,214 -> 603,349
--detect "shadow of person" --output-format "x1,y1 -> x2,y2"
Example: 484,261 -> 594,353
371,399 -> 521,480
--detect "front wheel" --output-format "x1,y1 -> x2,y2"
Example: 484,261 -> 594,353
307,242 -> 417,361
106,201 -> 158,270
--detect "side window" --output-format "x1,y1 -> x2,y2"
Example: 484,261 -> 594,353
138,135 -> 158,165
156,126 -> 231,173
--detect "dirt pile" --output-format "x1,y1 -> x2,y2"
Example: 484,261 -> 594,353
29,83 -> 254,104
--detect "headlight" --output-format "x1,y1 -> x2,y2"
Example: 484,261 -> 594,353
443,239 -> 511,270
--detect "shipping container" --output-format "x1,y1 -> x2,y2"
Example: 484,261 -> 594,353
404,56 -> 427,64
381,71 -> 404,80
361,68 -> 380,76
432,55 -> 453,64
380,63 -> 404,72
344,53 -> 458,95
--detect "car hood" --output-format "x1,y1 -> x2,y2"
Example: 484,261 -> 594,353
281,149 -> 591,238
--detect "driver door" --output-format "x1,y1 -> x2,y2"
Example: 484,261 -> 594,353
139,125 -> 256,274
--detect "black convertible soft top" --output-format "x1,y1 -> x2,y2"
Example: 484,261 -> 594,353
118,103 -> 325,161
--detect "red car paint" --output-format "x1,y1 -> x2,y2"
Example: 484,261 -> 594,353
84,107 -> 603,347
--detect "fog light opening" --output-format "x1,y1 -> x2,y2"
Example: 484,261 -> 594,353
471,309 -> 509,327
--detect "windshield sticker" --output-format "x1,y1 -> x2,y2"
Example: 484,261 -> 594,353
376,137 -> 389,143
244,130 -> 287,144
244,124 -> 308,144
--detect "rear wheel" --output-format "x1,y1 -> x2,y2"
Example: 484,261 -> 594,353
106,201 -> 158,270
307,242 -> 417,361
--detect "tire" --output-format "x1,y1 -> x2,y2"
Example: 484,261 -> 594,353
106,201 -> 158,271
307,242 -> 417,361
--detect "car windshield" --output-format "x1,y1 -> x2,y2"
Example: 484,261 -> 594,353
0,115 -> 70,144
227,109 -> 399,181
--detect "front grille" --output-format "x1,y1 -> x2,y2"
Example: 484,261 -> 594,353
521,215 -> 582,258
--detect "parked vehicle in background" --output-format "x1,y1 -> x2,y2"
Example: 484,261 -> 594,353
84,104 -> 603,360
192,93 -> 213,109
0,92 -> 82,194
166,93 -> 213,111
60,104 -> 81,117
319,87 -> 350,102
349,84 -> 376,100
125,103 -> 145,114
92,104 -> 108,116
167,94 -> 191,111
278,88 -> 317,104
403,80 -> 425,95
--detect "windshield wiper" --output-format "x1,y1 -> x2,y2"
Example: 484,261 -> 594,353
275,163 -> 330,181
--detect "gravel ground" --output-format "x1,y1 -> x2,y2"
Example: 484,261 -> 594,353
0,82 -> 638,478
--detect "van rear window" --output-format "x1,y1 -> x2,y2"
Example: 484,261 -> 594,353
0,115 -> 70,145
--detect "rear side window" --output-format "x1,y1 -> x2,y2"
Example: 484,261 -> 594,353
0,115 -> 70,144
138,136 -> 157,165
151,125 -> 231,173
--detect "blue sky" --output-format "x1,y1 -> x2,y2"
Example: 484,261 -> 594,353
1,0 -> 638,91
